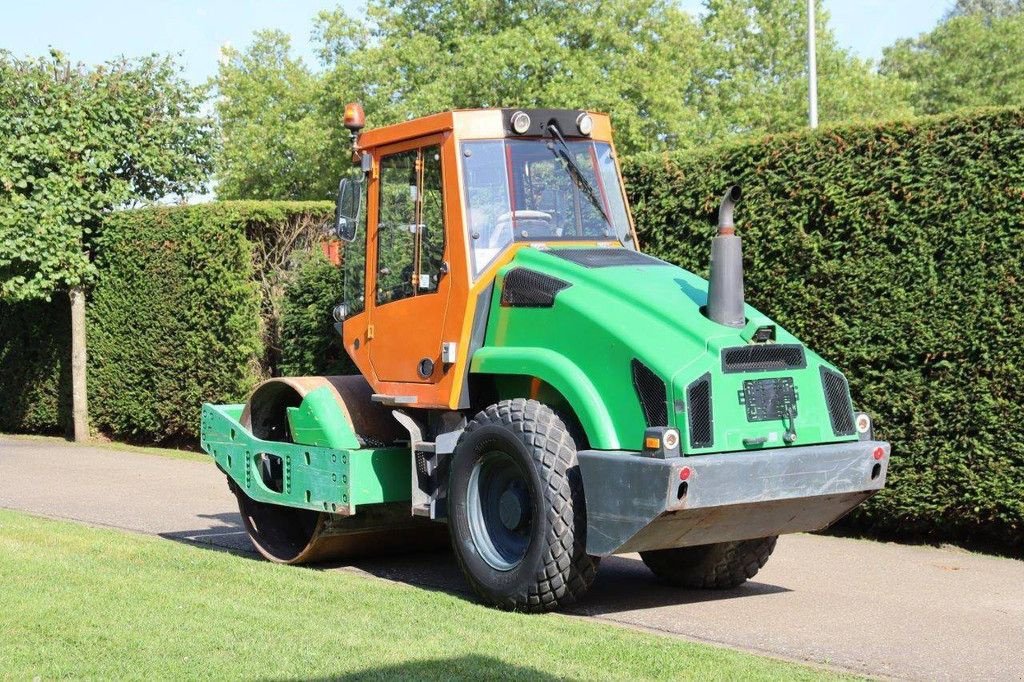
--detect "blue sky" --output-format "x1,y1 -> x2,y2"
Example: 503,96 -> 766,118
2,0 -> 955,84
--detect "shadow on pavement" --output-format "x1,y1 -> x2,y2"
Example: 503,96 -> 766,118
161,511 -> 791,615
568,555 -> 791,617
159,511 -> 254,555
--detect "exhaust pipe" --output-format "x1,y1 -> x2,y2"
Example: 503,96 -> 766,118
706,185 -> 746,328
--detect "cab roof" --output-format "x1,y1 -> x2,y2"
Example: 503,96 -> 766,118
356,108 -> 613,149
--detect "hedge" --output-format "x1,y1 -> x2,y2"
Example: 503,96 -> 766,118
0,297 -> 71,436
278,249 -> 356,377
86,201 -> 336,442
623,107 -> 1024,553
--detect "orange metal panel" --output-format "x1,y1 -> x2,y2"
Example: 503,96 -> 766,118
357,112 -> 454,150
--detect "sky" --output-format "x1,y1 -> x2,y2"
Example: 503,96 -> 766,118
2,1 -> 956,85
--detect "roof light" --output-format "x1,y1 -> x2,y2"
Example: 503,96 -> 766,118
576,112 -> 594,136
510,111 -> 531,135
343,102 -> 365,133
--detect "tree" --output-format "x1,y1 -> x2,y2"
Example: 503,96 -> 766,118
945,0 -> 1022,20
217,0 -> 705,199
214,0 -> 913,200
0,50 -> 216,440
881,9 -> 1024,115
215,31 -> 333,200
690,0 -> 911,139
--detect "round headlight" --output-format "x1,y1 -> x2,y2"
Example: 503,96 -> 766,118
510,111 -> 531,135
576,113 -> 594,136
856,413 -> 872,434
663,428 -> 680,450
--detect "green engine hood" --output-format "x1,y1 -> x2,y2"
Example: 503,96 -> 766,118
471,246 -> 858,453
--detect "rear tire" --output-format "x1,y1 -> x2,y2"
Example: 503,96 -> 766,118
640,536 -> 777,589
448,399 -> 598,612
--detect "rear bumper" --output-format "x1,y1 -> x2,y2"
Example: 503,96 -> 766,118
577,440 -> 889,556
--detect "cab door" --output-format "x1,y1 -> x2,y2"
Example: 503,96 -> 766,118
366,136 -> 451,384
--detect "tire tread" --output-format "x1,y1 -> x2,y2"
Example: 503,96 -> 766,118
640,536 -> 777,589
453,398 -> 598,612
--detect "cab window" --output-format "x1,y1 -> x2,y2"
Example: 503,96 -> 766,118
375,145 -> 446,305
461,139 -> 631,276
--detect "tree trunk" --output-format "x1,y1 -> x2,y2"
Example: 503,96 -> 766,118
70,286 -> 89,442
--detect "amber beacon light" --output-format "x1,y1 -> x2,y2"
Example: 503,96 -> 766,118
343,102 -> 366,133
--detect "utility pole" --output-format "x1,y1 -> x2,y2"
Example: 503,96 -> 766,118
807,0 -> 819,129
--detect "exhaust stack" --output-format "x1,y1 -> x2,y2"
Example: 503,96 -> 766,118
706,185 -> 746,328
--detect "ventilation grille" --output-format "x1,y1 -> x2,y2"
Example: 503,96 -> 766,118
722,344 -> 806,373
686,373 -> 714,449
631,359 -> 667,427
550,248 -> 670,268
500,268 -> 571,307
820,367 -> 856,436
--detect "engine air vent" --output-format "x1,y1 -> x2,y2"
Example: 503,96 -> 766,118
500,268 -> 571,308
722,344 -> 807,373
686,373 -> 714,449
550,248 -> 670,268
820,367 -> 856,436
631,359 -> 667,427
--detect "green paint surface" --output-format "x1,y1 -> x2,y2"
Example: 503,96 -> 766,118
285,386 -> 361,450
475,247 -> 857,453
200,403 -> 408,512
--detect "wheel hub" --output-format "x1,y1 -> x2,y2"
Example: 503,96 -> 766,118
466,451 -> 535,571
498,487 -> 526,530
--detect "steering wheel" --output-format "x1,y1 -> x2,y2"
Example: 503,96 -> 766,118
494,210 -> 555,240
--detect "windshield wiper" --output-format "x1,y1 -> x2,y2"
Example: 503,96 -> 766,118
545,123 -> 615,234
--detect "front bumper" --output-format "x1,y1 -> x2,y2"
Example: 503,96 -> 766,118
577,440 -> 889,556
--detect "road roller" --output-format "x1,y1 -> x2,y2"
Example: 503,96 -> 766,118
200,105 -> 891,612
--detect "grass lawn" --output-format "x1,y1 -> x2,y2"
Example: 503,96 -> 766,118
0,510 -> 850,681
0,432 -> 207,462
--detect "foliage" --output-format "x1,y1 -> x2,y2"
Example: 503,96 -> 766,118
881,6 -> 1024,115
691,0 -> 911,140
0,49 -> 215,302
88,204 -> 263,442
215,0 -> 909,200
624,107 -> 1024,553
0,509 -> 838,681
213,32 -> 334,201
946,0 -> 1023,19
0,298 -> 71,435
239,201 -> 336,371
1,201 -> 334,442
279,249 -> 355,376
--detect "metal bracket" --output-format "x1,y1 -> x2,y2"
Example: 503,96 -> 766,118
372,394 -> 418,406
392,410 -> 435,518
391,410 -> 465,521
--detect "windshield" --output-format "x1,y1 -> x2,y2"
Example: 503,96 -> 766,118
461,139 -> 633,275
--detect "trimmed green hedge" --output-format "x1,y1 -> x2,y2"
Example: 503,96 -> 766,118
89,204 -> 263,442
0,297 -> 72,436
84,201 -> 333,443
279,249 -> 356,377
624,107 -> 1024,553
0,201 -> 334,442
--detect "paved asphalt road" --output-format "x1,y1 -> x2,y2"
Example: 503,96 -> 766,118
2,436 -> 1022,681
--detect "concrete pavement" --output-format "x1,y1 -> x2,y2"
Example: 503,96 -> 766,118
1,435 -> 1022,680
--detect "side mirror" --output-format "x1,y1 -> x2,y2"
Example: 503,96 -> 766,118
334,176 -> 363,242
